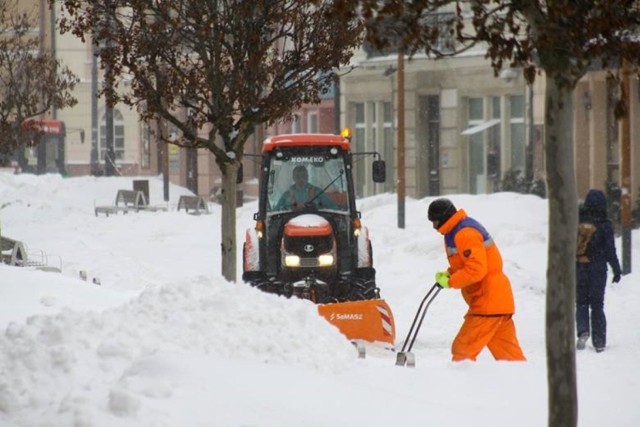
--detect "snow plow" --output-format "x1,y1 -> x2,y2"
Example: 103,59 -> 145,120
242,129 -> 395,350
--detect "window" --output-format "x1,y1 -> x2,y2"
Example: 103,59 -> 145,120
141,123 -> 151,169
363,12 -> 455,57
425,95 -> 440,196
492,96 -> 501,118
307,112 -> 318,133
467,97 -> 485,194
424,12 -> 456,53
352,101 -> 392,196
266,150 -> 349,213
354,103 -> 366,197
354,102 -> 366,146
383,102 -> 394,192
292,114 -> 302,134
167,123 -> 180,173
488,97 -> 501,182
468,98 -> 483,121
99,109 -> 125,162
510,95 -> 525,174
369,103 -> 377,152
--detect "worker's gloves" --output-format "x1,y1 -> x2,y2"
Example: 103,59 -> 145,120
613,273 -> 621,283
435,271 -> 451,289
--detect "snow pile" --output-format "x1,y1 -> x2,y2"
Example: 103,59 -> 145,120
0,172 -> 639,427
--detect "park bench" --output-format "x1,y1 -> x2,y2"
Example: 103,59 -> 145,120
95,189 -> 167,216
1,235 -> 27,266
177,195 -> 210,215
1,235 -> 61,272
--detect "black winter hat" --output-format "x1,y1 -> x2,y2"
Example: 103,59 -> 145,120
428,198 -> 457,224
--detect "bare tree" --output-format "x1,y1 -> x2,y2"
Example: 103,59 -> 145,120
0,0 -> 78,158
56,0 -> 363,281
338,1 -> 640,426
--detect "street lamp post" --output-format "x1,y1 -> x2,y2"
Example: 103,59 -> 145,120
101,4 -> 116,177
90,44 -> 99,175
396,46 -> 406,229
621,59 -> 632,274
104,94 -> 116,176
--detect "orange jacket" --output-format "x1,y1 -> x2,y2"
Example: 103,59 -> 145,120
437,209 -> 515,315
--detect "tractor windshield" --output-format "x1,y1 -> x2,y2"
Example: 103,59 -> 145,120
267,150 -> 349,214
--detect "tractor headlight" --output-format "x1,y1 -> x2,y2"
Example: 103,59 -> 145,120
284,255 -> 301,267
317,254 -> 335,266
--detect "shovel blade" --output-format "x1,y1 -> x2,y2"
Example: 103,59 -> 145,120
406,352 -> 416,367
352,341 -> 366,359
396,351 -> 416,367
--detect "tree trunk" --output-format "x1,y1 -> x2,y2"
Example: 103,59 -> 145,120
544,77 -> 578,427
220,161 -> 238,282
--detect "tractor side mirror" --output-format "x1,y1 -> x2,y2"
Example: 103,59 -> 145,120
372,160 -> 386,183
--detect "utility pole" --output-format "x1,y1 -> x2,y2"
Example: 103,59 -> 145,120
397,45 -> 406,229
91,43 -> 99,175
104,96 -> 115,176
333,75 -> 341,135
620,59 -> 632,274
103,4 -> 116,177
158,117 -> 169,202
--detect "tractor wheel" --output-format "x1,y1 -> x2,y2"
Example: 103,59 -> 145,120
347,268 -> 380,301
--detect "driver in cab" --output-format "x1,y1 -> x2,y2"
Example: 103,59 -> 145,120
275,165 -> 338,211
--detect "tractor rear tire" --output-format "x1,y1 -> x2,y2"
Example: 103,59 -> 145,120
348,269 -> 380,301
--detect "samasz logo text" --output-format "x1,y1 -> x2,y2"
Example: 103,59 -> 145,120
331,313 -> 363,321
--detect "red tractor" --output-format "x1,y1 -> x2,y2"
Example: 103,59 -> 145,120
242,129 -> 395,347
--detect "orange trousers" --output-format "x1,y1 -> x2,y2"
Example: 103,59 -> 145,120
451,314 -> 526,361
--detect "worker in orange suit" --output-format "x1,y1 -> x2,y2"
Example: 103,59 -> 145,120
428,198 -> 526,362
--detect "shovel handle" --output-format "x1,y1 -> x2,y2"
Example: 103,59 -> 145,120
399,283 -> 441,353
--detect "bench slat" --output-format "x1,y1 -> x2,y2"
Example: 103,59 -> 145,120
95,189 -> 166,216
177,195 -> 210,215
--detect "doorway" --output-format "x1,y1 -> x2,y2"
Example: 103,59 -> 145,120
419,95 -> 441,196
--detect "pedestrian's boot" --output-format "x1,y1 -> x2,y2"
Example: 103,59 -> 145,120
577,333 -> 589,350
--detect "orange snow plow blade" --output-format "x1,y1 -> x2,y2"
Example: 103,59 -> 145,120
318,299 -> 395,347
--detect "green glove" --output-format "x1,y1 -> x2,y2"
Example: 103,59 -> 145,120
435,271 -> 450,288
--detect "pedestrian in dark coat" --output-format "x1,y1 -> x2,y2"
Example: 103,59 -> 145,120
576,189 -> 622,353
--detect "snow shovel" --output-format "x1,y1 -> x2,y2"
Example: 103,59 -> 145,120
396,283 -> 442,367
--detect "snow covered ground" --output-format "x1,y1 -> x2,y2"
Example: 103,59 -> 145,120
0,172 -> 638,427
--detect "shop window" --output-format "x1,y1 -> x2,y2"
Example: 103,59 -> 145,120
99,109 -> 125,161
383,102 -> 394,192
292,114 -> 302,134
510,95 -> 525,174
307,112 -> 318,133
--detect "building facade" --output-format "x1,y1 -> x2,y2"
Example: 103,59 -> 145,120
340,49 -> 639,209
22,1 -> 639,210
573,71 -> 640,202
340,50 -> 531,199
